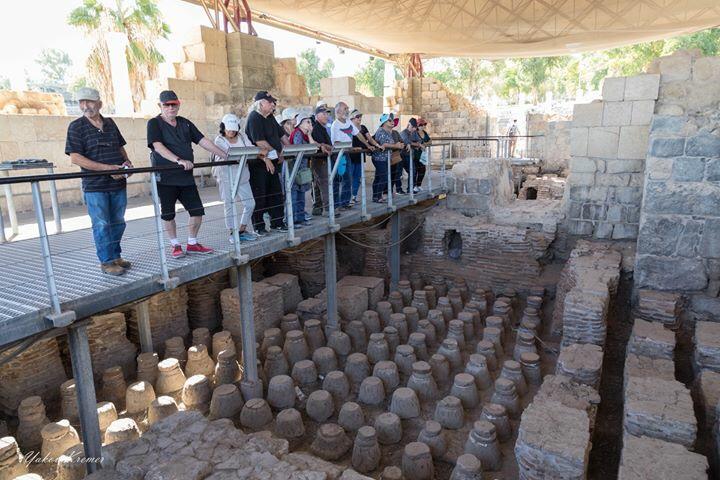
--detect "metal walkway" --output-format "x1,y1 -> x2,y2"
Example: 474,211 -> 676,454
0,185 -> 443,346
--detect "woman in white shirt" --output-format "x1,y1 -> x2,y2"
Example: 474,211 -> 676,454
212,113 -> 258,242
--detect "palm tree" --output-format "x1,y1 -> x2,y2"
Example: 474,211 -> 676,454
68,0 -> 170,111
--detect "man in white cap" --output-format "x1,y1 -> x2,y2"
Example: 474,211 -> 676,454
65,87 -> 133,276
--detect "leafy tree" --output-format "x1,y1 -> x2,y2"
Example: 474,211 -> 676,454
296,48 -> 334,96
666,28 -> 720,56
355,57 -> 386,97
0,77 -> 11,90
33,49 -> 73,90
68,0 -> 170,110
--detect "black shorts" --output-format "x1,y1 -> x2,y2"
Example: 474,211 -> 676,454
157,184 -> 205,221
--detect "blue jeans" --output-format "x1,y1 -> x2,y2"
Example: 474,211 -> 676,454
371,158 -> 388,201
291,187 -> 307,224
338,155 -> 353,207
350,161 -> 362,198
84,189 -> 127,264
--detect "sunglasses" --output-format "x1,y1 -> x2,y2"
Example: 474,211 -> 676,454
161,103 -> 179,107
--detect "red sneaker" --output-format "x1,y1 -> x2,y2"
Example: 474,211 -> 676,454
171,245 -> 185,258
186,243 -> 214,255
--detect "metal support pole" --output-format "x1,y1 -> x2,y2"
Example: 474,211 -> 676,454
327,153 -> 335,225
47,166 -> 62,234
32,182 -> 61,315
327,145 -> 347,229
284,151 -> 306,245
67,324 -> 102,475
324,233 -> 338,333
149,173 -> 177,290
441,150 -> 448,191
409,146 -> 415,203
236,263 -> 261,398
427,145 -> 432,194
390,212 -> 400,291
135,300 -> 153,353
1,171 -> 18,236
0,201 -> 6,243
386,150 -> 394,211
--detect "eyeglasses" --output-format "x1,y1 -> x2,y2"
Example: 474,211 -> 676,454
161,103 -> 179,107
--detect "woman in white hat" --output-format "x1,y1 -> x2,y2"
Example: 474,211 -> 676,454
212,113 -> 258,242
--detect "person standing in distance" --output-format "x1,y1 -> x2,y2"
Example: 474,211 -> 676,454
147,90 -> 229,258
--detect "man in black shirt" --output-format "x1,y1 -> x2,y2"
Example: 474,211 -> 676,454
310,104 -> 339,216
147,90 -> 229,258
65,87 -> 133,276
245,90 -> 288,233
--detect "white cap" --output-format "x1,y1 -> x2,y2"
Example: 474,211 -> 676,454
221,113 -> 240,131
295,113 -> 312,127
281,108 -> 297,121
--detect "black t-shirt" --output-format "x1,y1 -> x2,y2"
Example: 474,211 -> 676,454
147,115 -> 204,186
245,110 -> 284,154
311,121 -> 335,164
350,124 -> 369,164
65,116 -> 127,192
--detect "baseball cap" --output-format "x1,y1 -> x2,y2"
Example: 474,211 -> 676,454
417,117 -> 428,126
350,109 -> 362,119
408,118 -> 418,128
76,87 -> 100,102
315,104 -> 331,115
295,113 -> 312,127
221,113 -> 240,131
159,90 -> 180,104
254,90 -> 277,103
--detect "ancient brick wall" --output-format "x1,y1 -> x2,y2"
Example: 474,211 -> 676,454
527,113 -> 571,173
565,73 -> 658,240
634,50 -> 720,294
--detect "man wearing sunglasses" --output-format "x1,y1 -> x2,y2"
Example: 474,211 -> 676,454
65,87 -> 133,276
147,90 -> 229,258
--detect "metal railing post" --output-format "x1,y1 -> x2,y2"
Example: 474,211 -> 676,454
284,151 -> 307,245
31,181 -> 61,315
360,149 -> 369,220
226,145 -> 260,261
386,149 -> 394,211
46,166 -> 62,233
0,202 -> 5,243
149,172 -> 177,290
328,143 -> 349,229
226,159 -> 243,254
427,145 -> 432,194
1,171 -> 18,237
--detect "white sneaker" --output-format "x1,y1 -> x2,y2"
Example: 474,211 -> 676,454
413,187 -> 421,193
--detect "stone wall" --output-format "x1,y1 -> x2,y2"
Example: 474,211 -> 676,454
445,157 -> 515,215
634,50 -> 720,293
320,77 -> 383,115
565,73 -> 659,240
527,113 -> 571,173
226,31 -> 276,103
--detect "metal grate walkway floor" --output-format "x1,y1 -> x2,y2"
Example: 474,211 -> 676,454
0,186 -> 443,346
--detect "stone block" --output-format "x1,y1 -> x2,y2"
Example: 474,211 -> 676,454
595,173 -> 630,187
260,273 -> 303,315
695,369 -> 720,426
693,56 -> 720,82
556,343 -> 604,389
700,219 -> 720,259
624,74 -> 660,101
628,318 -> 675,360
602,77 -> 626,101
645,157 -> 673,180
588,126 -> 620,158
337,276 -> 385,310
612,223 -> 639,240
183,43 -> 228,66
634,289 -> 682,328
573,101 -> 604,127
618,126 -> 650,159
221,282 -> 284,342
606,158 -> 644,174
624,353 -> 675,387
686,132 -> 720,157
515,400 -> 590,480
534,375 -> 600,431
649,137 -> 686,158
624,376 -> 697,447
182,25 -> 227,48
567,220 -> 594,235
570,157 -> 597,173
706,159 -> 720,182
670,156 -> 704,182
570,127 -> 589,156
657,53 -> 693,82
635,255 -> 708,291
617,435 -> 708,480
336,285 -> 368,322
695,321 -> 720,373
650,115 -> 687,135
630,100 -> 655,126
296,297 -> 327,323
569,172 -> 595,186
603,101 -> 633,126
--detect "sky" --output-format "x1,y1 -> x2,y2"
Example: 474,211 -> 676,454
0,0 -> 371,89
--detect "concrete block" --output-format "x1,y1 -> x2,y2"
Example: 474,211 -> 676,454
603,101 -> 633,126
624,74 -> 660,101
570,127 -> 589,156
573,102 -> 604,127
587,127 -> 620,158
617,126 -> 650,160
630,100 -> 655,125
602,77 -> 626,101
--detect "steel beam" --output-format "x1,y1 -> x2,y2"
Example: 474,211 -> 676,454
390,212 -> 400,291
324,233 -> 338,333
236,263 -> 261,398
67,324 -> 102,474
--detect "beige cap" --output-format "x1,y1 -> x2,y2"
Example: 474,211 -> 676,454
76,87 -> 100,102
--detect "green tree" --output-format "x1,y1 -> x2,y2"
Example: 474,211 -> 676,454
33,49 -> 73,90
355,57 -> 386,97
666,28 -> 720,56
296,48 -> 334,96
68,0 -> 170,110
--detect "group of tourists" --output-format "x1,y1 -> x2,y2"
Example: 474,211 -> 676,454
65,87 -> 431,276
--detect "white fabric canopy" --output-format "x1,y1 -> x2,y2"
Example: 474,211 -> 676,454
242,0 -> 720,58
